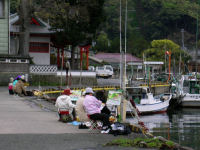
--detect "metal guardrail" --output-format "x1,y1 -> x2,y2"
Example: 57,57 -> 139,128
41,86 -> 121,94
34,82 -> 169,96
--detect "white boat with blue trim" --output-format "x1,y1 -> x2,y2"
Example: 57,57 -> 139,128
126,87 -> 172,114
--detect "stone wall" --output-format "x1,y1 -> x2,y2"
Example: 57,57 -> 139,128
0,63 -> 29,73
29,74 -> 97,87
0,73 -> 97,86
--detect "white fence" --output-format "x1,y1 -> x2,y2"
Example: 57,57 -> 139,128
30,65 -> 57,74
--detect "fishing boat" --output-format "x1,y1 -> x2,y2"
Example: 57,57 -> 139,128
126,87 -> 172,114
179,74 -> 200,107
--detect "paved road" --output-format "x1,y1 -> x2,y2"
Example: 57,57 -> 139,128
0,86 -> 153,150
0,87 -> 88,134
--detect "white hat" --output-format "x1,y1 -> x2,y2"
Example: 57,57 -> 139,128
10,77 -> 14,82
82,91 -> 86,96
85,87 -> 94,94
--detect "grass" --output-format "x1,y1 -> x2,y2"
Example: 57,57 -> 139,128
105,137 -> 176,149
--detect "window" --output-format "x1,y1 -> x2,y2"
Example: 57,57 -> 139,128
10,59 -> 17,63
0,58 -> 6,62
29,42 -> 49,53
0,0 -> 4,18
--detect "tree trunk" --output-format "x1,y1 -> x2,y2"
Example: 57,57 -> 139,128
18,0 -> 31,56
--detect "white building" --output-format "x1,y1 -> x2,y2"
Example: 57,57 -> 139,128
10,14 -> 53,65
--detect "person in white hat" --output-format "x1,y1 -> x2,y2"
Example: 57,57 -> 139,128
83,87 -> 111,133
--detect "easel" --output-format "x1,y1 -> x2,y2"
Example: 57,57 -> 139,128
106,90 -> 123,122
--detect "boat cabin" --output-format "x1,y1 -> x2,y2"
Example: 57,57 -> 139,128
183,79 -> 200,94
126,87 -> 151,104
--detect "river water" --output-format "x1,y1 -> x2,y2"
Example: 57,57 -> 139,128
127,108 -> 200,150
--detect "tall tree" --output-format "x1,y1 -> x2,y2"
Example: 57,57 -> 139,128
144,39 -> 190,64
18,0 -> 32,56
35,0 -> 105,69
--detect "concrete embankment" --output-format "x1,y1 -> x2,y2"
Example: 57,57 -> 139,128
0,86 -> 154,150
0,86 -> 193,150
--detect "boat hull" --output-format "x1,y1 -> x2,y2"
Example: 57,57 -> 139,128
136,99 -> 170,114
181,94 -> 200,107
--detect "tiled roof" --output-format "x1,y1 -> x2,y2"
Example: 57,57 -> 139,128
94,52 -> 142,63
10,13 -> 53,34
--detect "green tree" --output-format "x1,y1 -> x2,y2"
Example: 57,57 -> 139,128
144,39 -> 191,64
10,0 -> 19,14
36,0 -> 105,69
94,32 -> 110,51
18,0 -> 32,56
134,0 -> 200,43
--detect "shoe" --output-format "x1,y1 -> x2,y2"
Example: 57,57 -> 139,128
102,126 -> 108,130
101,128 -> 110,134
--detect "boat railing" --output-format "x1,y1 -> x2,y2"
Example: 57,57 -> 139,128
140,81 -> 170,87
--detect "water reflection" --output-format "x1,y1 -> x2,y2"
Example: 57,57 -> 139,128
127,108 -> 200,150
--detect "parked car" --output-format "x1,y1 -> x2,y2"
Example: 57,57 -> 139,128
96,65 -> 113,78
88,66 -> 95,71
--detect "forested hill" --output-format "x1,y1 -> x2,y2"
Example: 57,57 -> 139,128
95,0 -> 200,57
10,0 -> 200,59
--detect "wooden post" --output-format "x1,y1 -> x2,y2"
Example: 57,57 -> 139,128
57,48 -> 60,68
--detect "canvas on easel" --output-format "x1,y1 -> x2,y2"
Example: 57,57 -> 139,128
106,90 -> 123,118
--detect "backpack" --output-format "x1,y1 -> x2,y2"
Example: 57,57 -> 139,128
110,122 -> 131,136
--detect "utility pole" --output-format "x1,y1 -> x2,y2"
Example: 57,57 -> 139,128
119,0 -> 127,122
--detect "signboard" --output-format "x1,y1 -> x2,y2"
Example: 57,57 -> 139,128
70,90 -> 82,101
106,90 -> 122,106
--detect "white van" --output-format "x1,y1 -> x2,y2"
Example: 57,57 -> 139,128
96,65 -> 113,78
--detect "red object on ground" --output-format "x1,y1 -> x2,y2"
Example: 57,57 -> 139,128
59,111 -> 69,115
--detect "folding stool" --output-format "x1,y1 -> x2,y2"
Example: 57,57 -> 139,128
87,115 -> 102,131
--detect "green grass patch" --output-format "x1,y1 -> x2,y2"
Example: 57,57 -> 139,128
105,137 -> 176,149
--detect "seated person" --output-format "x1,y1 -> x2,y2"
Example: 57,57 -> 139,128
55,88 -> 75,121
75,91 -> 90,123
83,87 -> 111,133
13,75 -> 27,97
95,90 -> 111,115
8,77 -> 14,95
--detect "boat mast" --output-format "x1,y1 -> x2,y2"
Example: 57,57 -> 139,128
195,4 -> 199,83
119,0 -> 122,89
124,0 -> 127,86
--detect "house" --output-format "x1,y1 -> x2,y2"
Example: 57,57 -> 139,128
10,13 -> 53,65
94,52 -> 165,79
0,0 -> 9,54
94,52 -> 142,69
